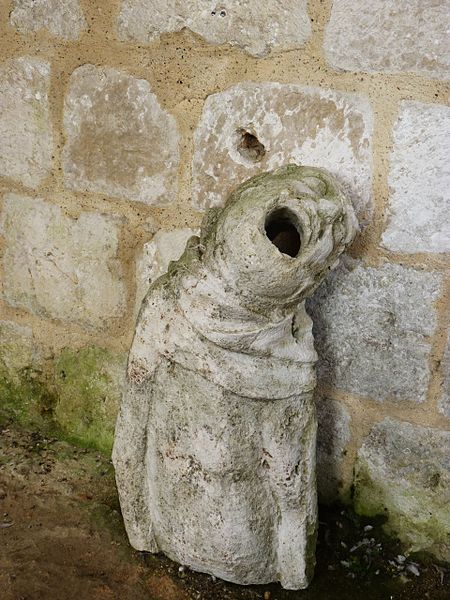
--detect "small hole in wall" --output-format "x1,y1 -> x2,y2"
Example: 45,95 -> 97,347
265,208 -> 301,258
236,129 -> 266,163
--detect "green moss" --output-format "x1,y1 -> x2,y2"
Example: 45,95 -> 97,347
0,329 -> 126,456
354,469 -> 388,518
355,464 -> 450,563
0,367 -> 57,431
54,347 -> 125,455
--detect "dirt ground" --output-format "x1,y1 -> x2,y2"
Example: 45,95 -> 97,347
0,420 -> 448,600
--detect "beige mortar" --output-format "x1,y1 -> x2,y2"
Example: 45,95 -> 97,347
0,0 -> 449,497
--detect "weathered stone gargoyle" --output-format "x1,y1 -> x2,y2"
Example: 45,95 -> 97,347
113,165 -> 357,589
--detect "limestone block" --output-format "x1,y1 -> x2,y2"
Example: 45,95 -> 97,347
113,165 -> 358,589
355,418 -> 450,562
10,0 -> 87,40
438,332 -> 450,420
0,57 -> 53,187
307,259 -> 443,402
0,194 -> 126,330
136,228 -> 199,312
63,65 -> 180,205
55,347 -> 126,453
381,102 -> 450,254
117,1 -> 311,57
316,396 -> 351,503
0,321 -> 34,383
324,0 -> 450,79
192,83 -> 373,223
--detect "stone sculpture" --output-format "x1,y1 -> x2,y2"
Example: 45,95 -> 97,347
113,165 -> 357,589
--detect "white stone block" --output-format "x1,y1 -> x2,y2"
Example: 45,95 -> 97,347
136,228 -> 199,312
0,194 -> 127,330
307,259 -> 443,402
192,83 -> 373,224
10,0 -> 87,40
0,57 -> 53,187
324,0 -> 450,79
117,0 -> 311,57
381,102 -> 450,254
63,65 -> 180,205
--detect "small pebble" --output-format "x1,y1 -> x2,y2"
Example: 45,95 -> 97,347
264,592 -> 271,600
406,564 -> 420,577
364,525 -> 373,532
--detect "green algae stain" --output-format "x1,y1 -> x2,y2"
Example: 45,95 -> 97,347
0,323 -> 126,456
54,347 -> 126,455
0,321 -> 56,430
354,464 -> 450,564
0,368 -> 57,430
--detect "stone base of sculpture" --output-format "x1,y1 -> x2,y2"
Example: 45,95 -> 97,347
113,165 -> 357,589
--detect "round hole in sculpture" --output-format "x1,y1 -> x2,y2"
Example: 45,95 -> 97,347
236,129 -> 266,163
265,208 -> 301,258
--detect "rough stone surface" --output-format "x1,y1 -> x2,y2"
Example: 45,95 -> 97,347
307,259 -> 443,403
63,65 -> 180,205
324,0 -> 450,79
0,319 -> 53,428
0,193 -> 126,330
10,0 -> 87,40
117,0 -> 311,57
381,102 -> 450,254
55,347 -> 126,453
438,332 -> 450,420
355,418 -> 450,562
0,57 -> 53,187
113,166 -> 357,590
192,83 -> 373,223
0,320 -> 34,383
136,228 -> 199,312
316,396 -> 351,504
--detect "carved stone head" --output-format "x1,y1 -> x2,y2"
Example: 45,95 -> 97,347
200,164 -> 358,311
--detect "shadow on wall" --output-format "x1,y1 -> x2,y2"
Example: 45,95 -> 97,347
315,392 -> 352,504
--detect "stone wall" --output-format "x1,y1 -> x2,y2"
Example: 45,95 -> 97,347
0,0 -> 449,561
